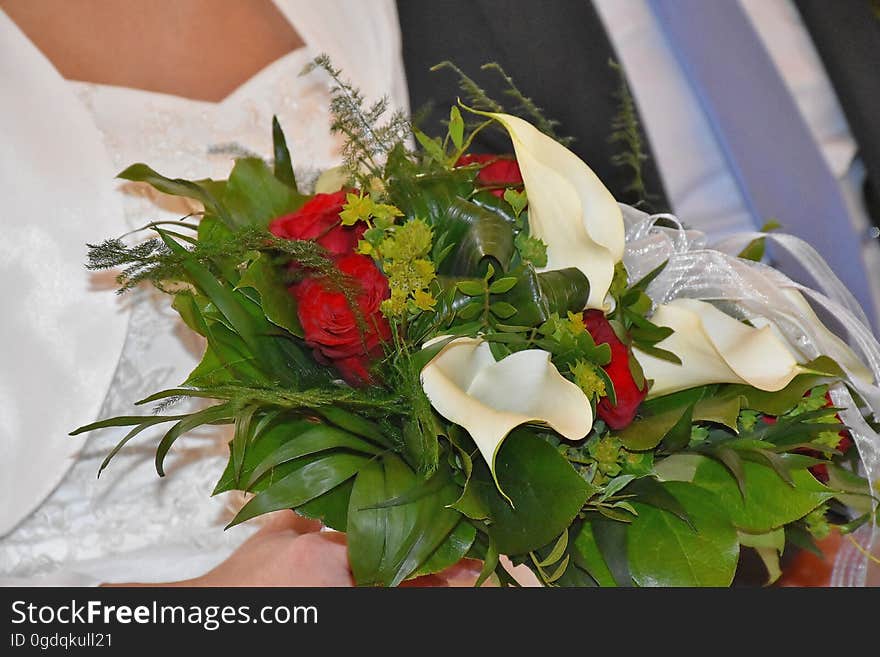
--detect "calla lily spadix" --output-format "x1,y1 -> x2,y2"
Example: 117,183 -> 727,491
473,111 -> 625,310
634,298 -> 804,398
420,337 -> 592,486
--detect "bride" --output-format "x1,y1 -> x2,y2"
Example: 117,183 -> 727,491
0,0 -> 456,587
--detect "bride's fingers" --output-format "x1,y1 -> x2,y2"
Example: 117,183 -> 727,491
256,510 -> 324,536
290,531 -> 354,586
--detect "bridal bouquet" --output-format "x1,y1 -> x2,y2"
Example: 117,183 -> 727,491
75,57 -> 880,587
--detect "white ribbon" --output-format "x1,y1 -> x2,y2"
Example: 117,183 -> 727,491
621,204 -> 880,585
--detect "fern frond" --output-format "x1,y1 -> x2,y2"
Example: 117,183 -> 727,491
303,54 -> 411,187
87,227 -> 349,295
608,59 -> 658,209
430,60 -> 504,114
481,62 -> 573,145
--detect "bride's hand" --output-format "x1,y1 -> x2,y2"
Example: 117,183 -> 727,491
187,511 -> 355,587
102,510 -> 539,587
103,511 -> 355,587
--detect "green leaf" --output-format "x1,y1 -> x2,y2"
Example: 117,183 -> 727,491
474,429 -> 591,555
503,188 -> 528,218
70,413 -> 184,435
488,276 -> 518,294
232,405 -> 258,482
475,536 -> 500,587
160,231 -> 315,386
347,455 -> 465,586
654,453 -> 704,482
625,477 -> 693,529
213,416 -> 317,494
737,527 -> 785,551
222,158 -> 305,228
389,170 -> 473,235
660,403 -> 695,452
184,323 -> 266,387
692,457 -> 836,532
499,267 -> 589,327
470,190 -> 520,225
448,106 -> 464,150
155,403 -> 235,476
227,452 -> 368,527
117,163 -> 230,225
641,385 -> 709,415
738,528 -> 785,585
541,554 -> 571,583
316,406 -> 393,449
84,414 -> 190,476
236,253 -> 303,337
710,445 -> 747,497
740,447 -> 794,487
826,464 -> 875,514
617,404 -> 690,451
388,500 -> 462,587
590,517 -> 634,586
737,220 -> 781,262
489,301 -> 517,319
456,280 -> 485,297
724,357 -> 842,416
458,301 -> 483,320
297,479 -> 353,531
693,394 -> 744,431
414,128 -> 446,162
451,474 -> 491,520
514,232 -> 548,267
272,116 -> 297,190
754,546 -> 783,585
412,520 -> 476,577
442,198 -> 516,276
534,530 -> 569,567
784,523 -> 824,559
629,481 -> 739,586
347,461 -> 390,584
535,269 -> 590,318
571,522 -> 617,587
244,424 -> 382,489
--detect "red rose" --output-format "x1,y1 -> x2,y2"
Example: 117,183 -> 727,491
582,309 -> 648,430
291,253 -> 391,385
456,153 -> 523,197
269,190 -> 365,256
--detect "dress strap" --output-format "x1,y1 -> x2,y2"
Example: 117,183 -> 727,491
270,0 -> 410,115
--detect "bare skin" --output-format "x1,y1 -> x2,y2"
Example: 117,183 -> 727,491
0,0 -> 304,102
103,512 -> 358,587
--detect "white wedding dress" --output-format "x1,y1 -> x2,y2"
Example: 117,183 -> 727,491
0,0 -> 409,585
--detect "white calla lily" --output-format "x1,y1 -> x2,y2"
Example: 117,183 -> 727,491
635,298 -> 804,398
420,337 -> 592,481
773,288 -> 874,385
482,112 -> 624,309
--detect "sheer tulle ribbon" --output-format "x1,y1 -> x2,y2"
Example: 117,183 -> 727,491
621,204 -> 880,585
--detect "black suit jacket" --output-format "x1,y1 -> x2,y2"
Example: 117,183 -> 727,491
395,0 -> 670,212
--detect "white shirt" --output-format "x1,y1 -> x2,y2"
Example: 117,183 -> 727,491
594,0 -> 880,327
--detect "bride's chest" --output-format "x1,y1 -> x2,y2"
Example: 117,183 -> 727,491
69,49 -> 344,220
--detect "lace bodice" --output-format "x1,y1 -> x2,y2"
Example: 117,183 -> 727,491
0,39 -> 378,584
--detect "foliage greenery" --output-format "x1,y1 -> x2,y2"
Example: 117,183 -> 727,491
74,56 -> 875,587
